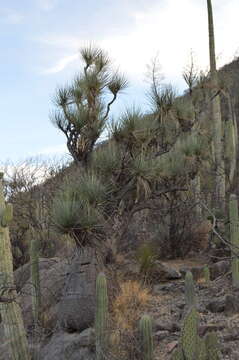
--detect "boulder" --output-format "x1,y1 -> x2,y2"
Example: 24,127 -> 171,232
20,258 -> 68,329
151,261 -> 182,281
206,297 -> 226,313
14,257 -> 61,291
40,329 -> 95,360
59,248 -> 100,332
225,293 -> 239,315
209,260 -> 230,280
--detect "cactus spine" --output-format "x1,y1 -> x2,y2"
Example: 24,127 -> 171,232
0,172 -> 30,360
140,314 -> 154,360
229,194 -> 239,288
95,272 -> 108,360
185,271 -> 196,308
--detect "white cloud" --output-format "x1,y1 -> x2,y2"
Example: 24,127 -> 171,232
42,54 -> 79,74
38,0 -> 239,89
37,0 -> 58,11
1,9 -> 24,24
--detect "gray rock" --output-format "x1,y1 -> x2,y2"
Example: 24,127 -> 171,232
154,320 -> 180,332
40,331 -> 95,360
152,261 -> 182,281
209,260 -> 230,280
225,293 -> 239,315
155,330 -> 169,340
206,297 -> 226,313
14,257 -> 61,291
20,258 -> 68,329
59,248 -> 100,332
179,266 -> 204,281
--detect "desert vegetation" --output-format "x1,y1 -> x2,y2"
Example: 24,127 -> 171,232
1,1 -> 239,359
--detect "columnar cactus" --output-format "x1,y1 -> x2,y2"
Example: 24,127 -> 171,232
225,114 -> 237,188
140,314 -> 154,360
203,266 -> 210,284
205,332 -> 222,359
229,194 -> 239,288
171,309 -> 221,359
197,337 -> 207,360
181,307 -> 199,360
185,271 -> 196,307
30,229 -> 41,325
95,272 -> 108,360
0,172 -> 30,360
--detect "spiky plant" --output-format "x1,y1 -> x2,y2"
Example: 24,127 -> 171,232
185,271 -> 196,308
0,172 -> 30,360
52,172 -> 107,245
139,314 -> 154,360
51,45 -> 128,165
95,272 -> 108,360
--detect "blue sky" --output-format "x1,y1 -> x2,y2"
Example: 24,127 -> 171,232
1,0 -> 239,162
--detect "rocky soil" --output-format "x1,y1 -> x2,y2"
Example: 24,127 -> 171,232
0,253 -> 238,359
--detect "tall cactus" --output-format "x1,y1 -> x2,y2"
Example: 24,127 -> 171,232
0,172 -> 30,360
30,230 -> 41,325
30,228 -> 41,360
185,271 -> 196,308
229,194 -> 239,288
95,272 -> 108,360
140,314 -> 154,360
207,0 -> 225,211
181,307 -> 199,360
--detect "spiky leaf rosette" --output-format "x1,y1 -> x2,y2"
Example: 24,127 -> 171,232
181,307 -> 199,360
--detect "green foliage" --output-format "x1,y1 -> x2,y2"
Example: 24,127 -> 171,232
52,173 -> 107,244
139,314 -> 154,360
51,45 -> 128,164
91,142 -> 121,178
96,272 -> 108,360
136,243 -> 157,276
185,271 -> 196,308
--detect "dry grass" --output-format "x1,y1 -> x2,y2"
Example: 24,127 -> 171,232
112,280 -> 151,331
109,280 -> 151,359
